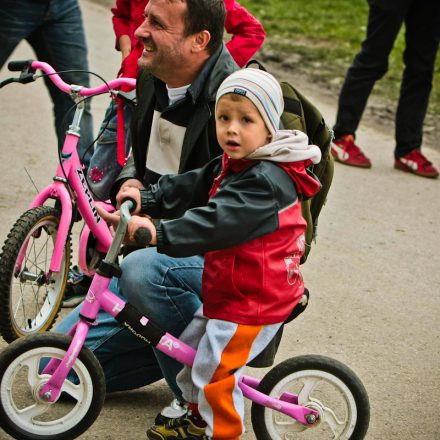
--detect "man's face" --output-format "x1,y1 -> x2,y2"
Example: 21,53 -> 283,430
135,0 -> 192,82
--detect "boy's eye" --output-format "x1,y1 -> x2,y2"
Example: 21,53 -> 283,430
218,114 -> 228,121
242,117 -> 253,123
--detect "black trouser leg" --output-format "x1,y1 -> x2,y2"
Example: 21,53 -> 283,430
394,0 -> 440,157
333,5 -> 404,139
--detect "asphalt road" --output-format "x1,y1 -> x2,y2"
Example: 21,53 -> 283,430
0,1 -> 439,439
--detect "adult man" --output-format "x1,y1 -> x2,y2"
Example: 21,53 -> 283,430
331,0 -> 439,178
56,0 -> 238,424
0,0 -> 94,166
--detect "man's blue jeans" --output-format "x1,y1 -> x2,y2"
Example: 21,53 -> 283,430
56,248 -> 204,399
0,0 -> 94,167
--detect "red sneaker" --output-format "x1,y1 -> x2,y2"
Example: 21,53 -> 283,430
394,149 -> 439,178
331,134 -> 372,168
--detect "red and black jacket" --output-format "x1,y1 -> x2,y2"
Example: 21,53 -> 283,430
140,154 -> 319,325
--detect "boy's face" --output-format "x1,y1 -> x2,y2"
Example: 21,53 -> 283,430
216,94 -> 271,160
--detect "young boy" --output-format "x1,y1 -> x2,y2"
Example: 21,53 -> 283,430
119,68 -> 322,439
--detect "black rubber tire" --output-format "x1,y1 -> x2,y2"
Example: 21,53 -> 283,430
0,206 -> 71,342
0,333 -> 106,439
251,355 -> 370,440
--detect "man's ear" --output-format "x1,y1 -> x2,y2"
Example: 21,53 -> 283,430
192,30 -> 211,53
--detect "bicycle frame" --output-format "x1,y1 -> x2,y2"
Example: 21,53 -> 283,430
14,60 -> 136,276
40,202 -> 319,427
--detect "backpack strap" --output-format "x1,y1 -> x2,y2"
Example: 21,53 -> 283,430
245,59 -> 268,71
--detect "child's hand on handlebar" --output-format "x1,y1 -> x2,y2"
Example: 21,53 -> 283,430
128,215 -> 157,246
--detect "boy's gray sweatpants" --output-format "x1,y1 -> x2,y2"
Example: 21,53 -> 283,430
177,305 -> 282,439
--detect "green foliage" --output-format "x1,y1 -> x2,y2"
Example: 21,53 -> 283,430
238,0 -> 439,118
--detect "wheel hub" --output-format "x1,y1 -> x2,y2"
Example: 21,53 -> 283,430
33,380 -> 52,404
304,402 -> 323,427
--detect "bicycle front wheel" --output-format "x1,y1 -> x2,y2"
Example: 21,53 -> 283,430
251,355 -> 370,440
0,333 -> 105,439
0,206 -> 71,343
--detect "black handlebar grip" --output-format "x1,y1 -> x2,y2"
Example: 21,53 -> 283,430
7,59 -> 33,72
134,228 -> 152,247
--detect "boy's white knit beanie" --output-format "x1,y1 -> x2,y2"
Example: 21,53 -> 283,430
215,68 -> 284,136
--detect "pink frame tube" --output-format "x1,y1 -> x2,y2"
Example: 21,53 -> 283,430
26,133 -> 112,274
57,134 -> 113,250
238,375 -> 319,425
78,201 -> 115,276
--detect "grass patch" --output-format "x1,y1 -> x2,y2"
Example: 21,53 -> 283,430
239,0 -> 439,121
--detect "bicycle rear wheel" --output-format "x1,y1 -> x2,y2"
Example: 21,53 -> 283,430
251,355 -> 370,440
0,206 -> 71,342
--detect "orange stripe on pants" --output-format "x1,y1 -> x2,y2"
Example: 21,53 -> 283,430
204,324 -> 262,440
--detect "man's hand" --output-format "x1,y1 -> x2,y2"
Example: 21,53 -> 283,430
119,35 -> 132,60
116,186 -> 142,214
115,178 -> 144,212
127,215 -> 157,246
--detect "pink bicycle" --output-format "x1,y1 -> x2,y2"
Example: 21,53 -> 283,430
0,200 -> 370,439
0,60 -> 135,342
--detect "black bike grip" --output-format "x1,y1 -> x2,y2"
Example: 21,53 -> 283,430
7,59 -> 33,72
134,228 -> 152,247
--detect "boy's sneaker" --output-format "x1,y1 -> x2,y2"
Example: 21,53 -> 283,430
331,134 -> 372,168
62,266 -> 91,307
147,415 -> 208,440
394,149 -> 439,178
154,399 -> 188,425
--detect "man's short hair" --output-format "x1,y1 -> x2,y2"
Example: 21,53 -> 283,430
183,0 -> 226,54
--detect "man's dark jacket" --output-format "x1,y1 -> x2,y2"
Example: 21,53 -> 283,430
110,45 -> 238,202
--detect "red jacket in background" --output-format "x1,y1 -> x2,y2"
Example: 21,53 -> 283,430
111,0 -> 265,78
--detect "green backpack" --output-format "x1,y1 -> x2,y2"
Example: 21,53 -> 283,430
246,60 -> 334,264
280,81 -> 334,264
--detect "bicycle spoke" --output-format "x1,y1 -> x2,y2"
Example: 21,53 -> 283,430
22,353 -> 42,390
297,376 -> 319,403
31,234 -> 51,274
17,402 -> 50,423
61,380 -> 83,402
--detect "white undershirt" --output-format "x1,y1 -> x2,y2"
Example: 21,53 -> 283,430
166,83 -> 190,106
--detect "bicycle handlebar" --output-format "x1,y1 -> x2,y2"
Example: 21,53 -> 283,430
120,199 -> 152,247
134,228 -> 152,247
8,59 -> 33,72
2,59 -> 136,95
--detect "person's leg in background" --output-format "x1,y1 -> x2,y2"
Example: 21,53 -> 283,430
393,0 -> 439,178
331,3 -> 405,168
0,0 -> 46,68
27,0 -> 94,168
87,99 -> 134,202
